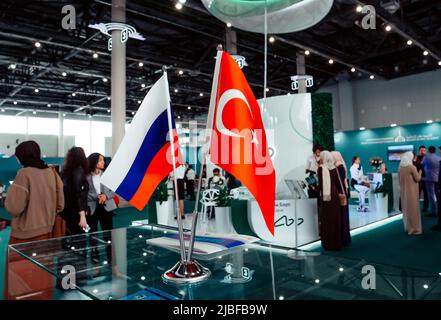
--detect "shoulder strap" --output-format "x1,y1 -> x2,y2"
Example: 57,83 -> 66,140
336,168 -> 346,194
51,167 -> 60,213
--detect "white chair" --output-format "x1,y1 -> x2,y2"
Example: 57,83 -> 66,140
199,188 -> 219,224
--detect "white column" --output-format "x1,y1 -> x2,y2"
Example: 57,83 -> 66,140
337,73 -> 356,130
111,0 -> 126,156
226,27 -> 237,55
296,53 -> 307,94
58,112 -> 64,157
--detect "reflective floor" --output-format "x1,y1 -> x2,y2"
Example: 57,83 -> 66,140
7,225 -> 441,300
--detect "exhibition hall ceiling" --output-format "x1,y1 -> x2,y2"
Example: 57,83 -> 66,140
0,0 -> 440,120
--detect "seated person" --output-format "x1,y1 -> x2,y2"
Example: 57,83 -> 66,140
350,156 -> 370,212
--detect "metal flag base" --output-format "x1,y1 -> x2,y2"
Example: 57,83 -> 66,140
162,260 -> 211,284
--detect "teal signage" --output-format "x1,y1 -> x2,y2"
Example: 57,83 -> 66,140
335,122 -> 441,173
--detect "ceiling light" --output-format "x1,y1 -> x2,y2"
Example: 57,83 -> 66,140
438,61 -> 441,66
226,22 -> 232,28
9,64 -> 16,69
93,53 -> 99,59
33,111 -> 36,115
174,89 -> 179,93
356,5 -> 363,13
329,59 -> 334,64
175,3 -> 183,10
13,101 -> 17,105
88,114 -> 92,118
131,111 -> 135,115
34,88 -> 39,93
63,113 -> 66,117
141,83 -> 146,88
199,93 -> 204,97
178,70 -> 184,75
390,123 -> 397,127
72,93 -> 76,97
34,41 -> 41,48
47,104 -> 51,107
177,115 -> 181,119
423,51 -> 429,56
269,36 -> 275,43
266,88 -> 270,92
138,100 -> 141,104
62,72 -> 67,77
426,120 -> 433,124
304,50 -> 310,56
187,106 -> 191,110
360,127 -> 366,131
138,62 -> 144,67
351,67 -> 356,73
102,77 -> 108,82
178,0 -> 187,3
107,96 -> 111,100
385,25 -> 392,32
1,109 -> 4,112
407,40 -> 413,46
370,75 -> 375,80
107,109 -> 110,113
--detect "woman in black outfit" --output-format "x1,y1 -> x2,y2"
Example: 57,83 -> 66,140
332,151 -> 351,246
60,147 -> 89,235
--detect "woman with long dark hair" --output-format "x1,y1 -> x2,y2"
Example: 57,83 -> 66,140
60,147 -> 89,235
86,153 -> 117,263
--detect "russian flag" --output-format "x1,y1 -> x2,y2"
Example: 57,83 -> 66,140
101,73 -> 182,210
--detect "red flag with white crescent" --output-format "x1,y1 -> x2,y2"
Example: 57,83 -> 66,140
208,51 -> 276,235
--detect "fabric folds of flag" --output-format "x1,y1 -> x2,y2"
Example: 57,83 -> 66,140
208,51 -> 276,235
101,74 -> 182,210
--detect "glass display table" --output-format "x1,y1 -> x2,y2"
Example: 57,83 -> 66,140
7,224 -> 441,300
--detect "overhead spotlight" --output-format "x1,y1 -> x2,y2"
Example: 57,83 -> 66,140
138,62 -> 144,67
107,96 -> 111,101
266,88 -> 270,92
9,64 -> 16,69
178,0 -> 187,3
141,83 -> 146,88
88,114 -> 92,119
187,106 -> 191,110
351,67 -> 356,73
174,89 -> 179,93
72,93 -> 76,97
177,115 -> 181,119
385,25 -> 392,32
62,72 -> 67,77
360,127 -> 366,131
102,77 -> 108,82
47,104 -> 51,108
407,40 -> 413,46
34,88 -> 39,93
34,41 -> 41,48
107,109 -> 110,113
93,53 -> 99,59
63,113 -> 66,117
426,120 -> 433,124
423,50 -> 429,56
356,5 -> 363,13
269,36 -> 275,43
305,50 -> 310,56
1,109 -> 4,112
226,22 -> 232,28
178,70 -> 184,75
438,61 -> 441,66
175,2 -> 183,10
329,59 -> 334,64
390,123 -> 397,127
370,75 -> 375,80
32,111 -> 36,115
132,111 -> 135,115
138,100 -> 141,104
199,93 -> 204,97
13,101 -> 17,105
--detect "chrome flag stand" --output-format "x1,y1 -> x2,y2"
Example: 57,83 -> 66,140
161,64 -> 216,284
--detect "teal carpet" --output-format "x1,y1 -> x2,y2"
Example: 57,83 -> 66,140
313,214 -> 441,274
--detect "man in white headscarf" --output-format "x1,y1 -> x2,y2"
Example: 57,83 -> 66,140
399,151 -> 422,235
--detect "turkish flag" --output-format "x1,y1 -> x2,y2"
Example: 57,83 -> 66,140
208,51 -> 276,235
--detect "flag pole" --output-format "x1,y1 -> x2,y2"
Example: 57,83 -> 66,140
162,66 -> 186,264
187,45 -> 224,262
162,66 -> 211,284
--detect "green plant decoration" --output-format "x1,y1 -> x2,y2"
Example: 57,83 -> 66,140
215,186 -> 232,207
311,92 -> 335,151
153,181 -> 168,205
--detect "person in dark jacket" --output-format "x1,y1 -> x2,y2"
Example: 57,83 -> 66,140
60,147 -> 89,235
